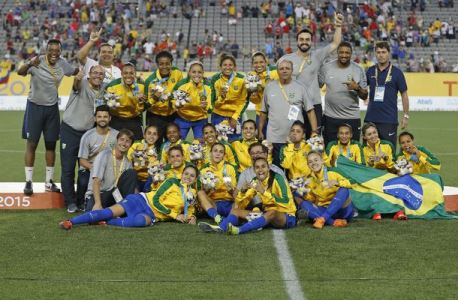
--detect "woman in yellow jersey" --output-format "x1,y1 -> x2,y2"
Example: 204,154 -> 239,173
295,151 -> 353,229
231,119 -> 263,172
210,53 -> 248,142
280,121 -> 312,180
159,122 -> 190,163
144,50 -> 183,145
396,131 -> 441,174
362,122 -> 395,172
193,123 -> 238,169
362,123 -> 407,221
127,125 -> 160,192
247,52 -> 278,136
173,61 -> 212,140
326,123 -> 364,167
105,63 -> 146,140
199,157 -> 296,234
197,143 -> 238,224
59,165 -> 199,229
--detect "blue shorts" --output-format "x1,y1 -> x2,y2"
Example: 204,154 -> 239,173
22,101 -> 60,143
284,214 -> 297,229
119,193 -> 155,221
216,200 -> 233,217
174,116 -> 207,140
211,113 -> 241,142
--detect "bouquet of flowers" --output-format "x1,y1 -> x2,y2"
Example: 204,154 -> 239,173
189,142 -> 203,161
394,157 -> 414,176
244,73 -> 262,93
132,149 -> 149,168
307,135 -> 325,152
147,163 -> 166,183
145,146 -> 157,157
173,90 -> 191,108
289,177 -> 311,197
150,84 -> 171,101
104,92 -> 121,108
200,171 -> 219,191
215,120 -> 235,142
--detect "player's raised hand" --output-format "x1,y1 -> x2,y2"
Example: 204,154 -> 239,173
90,28 -> 103,42
334,12 -> 344,27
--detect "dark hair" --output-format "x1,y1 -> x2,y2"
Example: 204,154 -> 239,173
296,28 -> 314,40
155,50 -> 173,64
399,131 -> 414,142
361,122 -> 378,138
248,142 -> 268,156
375,41 -> 390,52
211,142 -> 226,154
183,164 -> 199,178
202,123 -> 216,134
338,123 -> 353,134
219,53 -> 236,67
122,62 -> 136,70
94,104 -> 110,115
242,119 -> 257,130
253,157 -> 275,189
144,124 -> 159,134
47,39 -> 62,48
337,41 -> 353,52
166,122 -> 180,133
117,128 -> 134,142
291,120 -> 305,132
99,43 -> 113,52
251,51 -> 267,64
168,145 -> 184,155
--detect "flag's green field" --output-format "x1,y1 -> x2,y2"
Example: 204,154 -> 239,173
0,111 -> 457,299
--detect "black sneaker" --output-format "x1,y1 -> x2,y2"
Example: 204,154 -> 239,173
45,180 -> 61,193
24,181 -> 33,196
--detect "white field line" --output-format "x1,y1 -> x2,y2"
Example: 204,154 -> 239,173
272,230 -> 306,300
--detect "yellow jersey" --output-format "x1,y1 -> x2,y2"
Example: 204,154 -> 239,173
144,68 -> 183,116
280,141 -> 312,179
210,72 -> 248,120
159,139 -> 191,164
173,77 -> 212,121
363,140 -> 395,171
305,167 -> 352,207
325,140 -> 364,167
396,146 -> 441,174
196,140 -> 239,170
231,138 -> 259,172
127,140 -> 159,181
247,66 -> 279,115
199,160 -> 238,201
105,79 -> 145,118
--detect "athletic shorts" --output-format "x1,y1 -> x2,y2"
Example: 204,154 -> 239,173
284,214 -> 297,229
119,193 -> 155,221
215,200 -> 233,217
22,101 -> 60,143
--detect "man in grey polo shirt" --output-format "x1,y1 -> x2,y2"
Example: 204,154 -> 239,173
281,13 -> 343,138
18,39 -> 78,195
318,41 -> 368,145
85,129 -> 137,211
78,106 -> 119,210
258,59 -> 317,166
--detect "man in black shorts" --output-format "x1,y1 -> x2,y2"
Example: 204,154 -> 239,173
18,39 -> 78,195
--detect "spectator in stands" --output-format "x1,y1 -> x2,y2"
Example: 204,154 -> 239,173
258,59 -> 317,166
365,41 -> 410,149
60,65 -> 105,213
18,39 -> 78,196
281,13 -> 344,138
318,42 -> 368,145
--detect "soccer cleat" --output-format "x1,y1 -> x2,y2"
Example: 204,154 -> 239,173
67,204 -> 78,214
45,180 -> 61,193
296,208 -> 309,220
333,219 -> 348,228
372,213 -> 382,220
198,222 -> 223,233
393,210 -> 408,221
312,217 -> 325,229
59,220 -> 73,230
24,181 -> 33,196
214,214 -> 222,225
227,223 -> 240,235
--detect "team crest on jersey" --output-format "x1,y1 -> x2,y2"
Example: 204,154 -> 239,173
171,78 -> 176,83
233,85 -> 239,91
288,93 -> 295,99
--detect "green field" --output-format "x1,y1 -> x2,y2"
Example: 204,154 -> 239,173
0,111 -> 457,299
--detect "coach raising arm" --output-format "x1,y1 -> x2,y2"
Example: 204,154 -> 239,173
18,39 -> 78,196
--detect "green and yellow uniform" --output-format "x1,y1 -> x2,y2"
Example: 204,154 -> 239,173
396,146 -> 441,174
173,78 -> 212,121
127,140 -> 159,181
199,160 -> 238,201
363,139 -> 395,171
305,167 -> 352,207
159,139 -> 191,163
280,141 -> 312,179
105,79 -> 145,118
144,68 -> 183,116
231,138 -> 271,172
210,72 -> 248,120
247,67 -> 279,115
326,140 -> 364,167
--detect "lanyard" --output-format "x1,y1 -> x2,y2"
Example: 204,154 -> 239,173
298,54 -> 311,74
266,68 -> 271,81
156,70 -> 170,85
223,163 -> 228,178
339,143 -> 351,158
278,81 -> 290,104
323,167 -> 329,182
180,184 -> 189,218
375,63 -> 393,87
45,55 -> 59,89
226,72 -> 235,86
112,150 -> 125,185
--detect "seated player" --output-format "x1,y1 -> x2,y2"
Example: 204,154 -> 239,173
231,119 -> 267,172
173,61 -> 212,140
362,122 -> 395,172
295,151 -> 354,229
59,165 -> 199,229
325,123 -> 364,167
84,129 -> 138,211
280,121 -> 312,180
197,143 -> 238,224
199,157 -> 296,235
159,122 -> 190,163
396,131 -> 441,174
127,125 -> 160,192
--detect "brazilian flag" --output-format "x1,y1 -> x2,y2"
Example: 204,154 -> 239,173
334,156 -> 456,219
